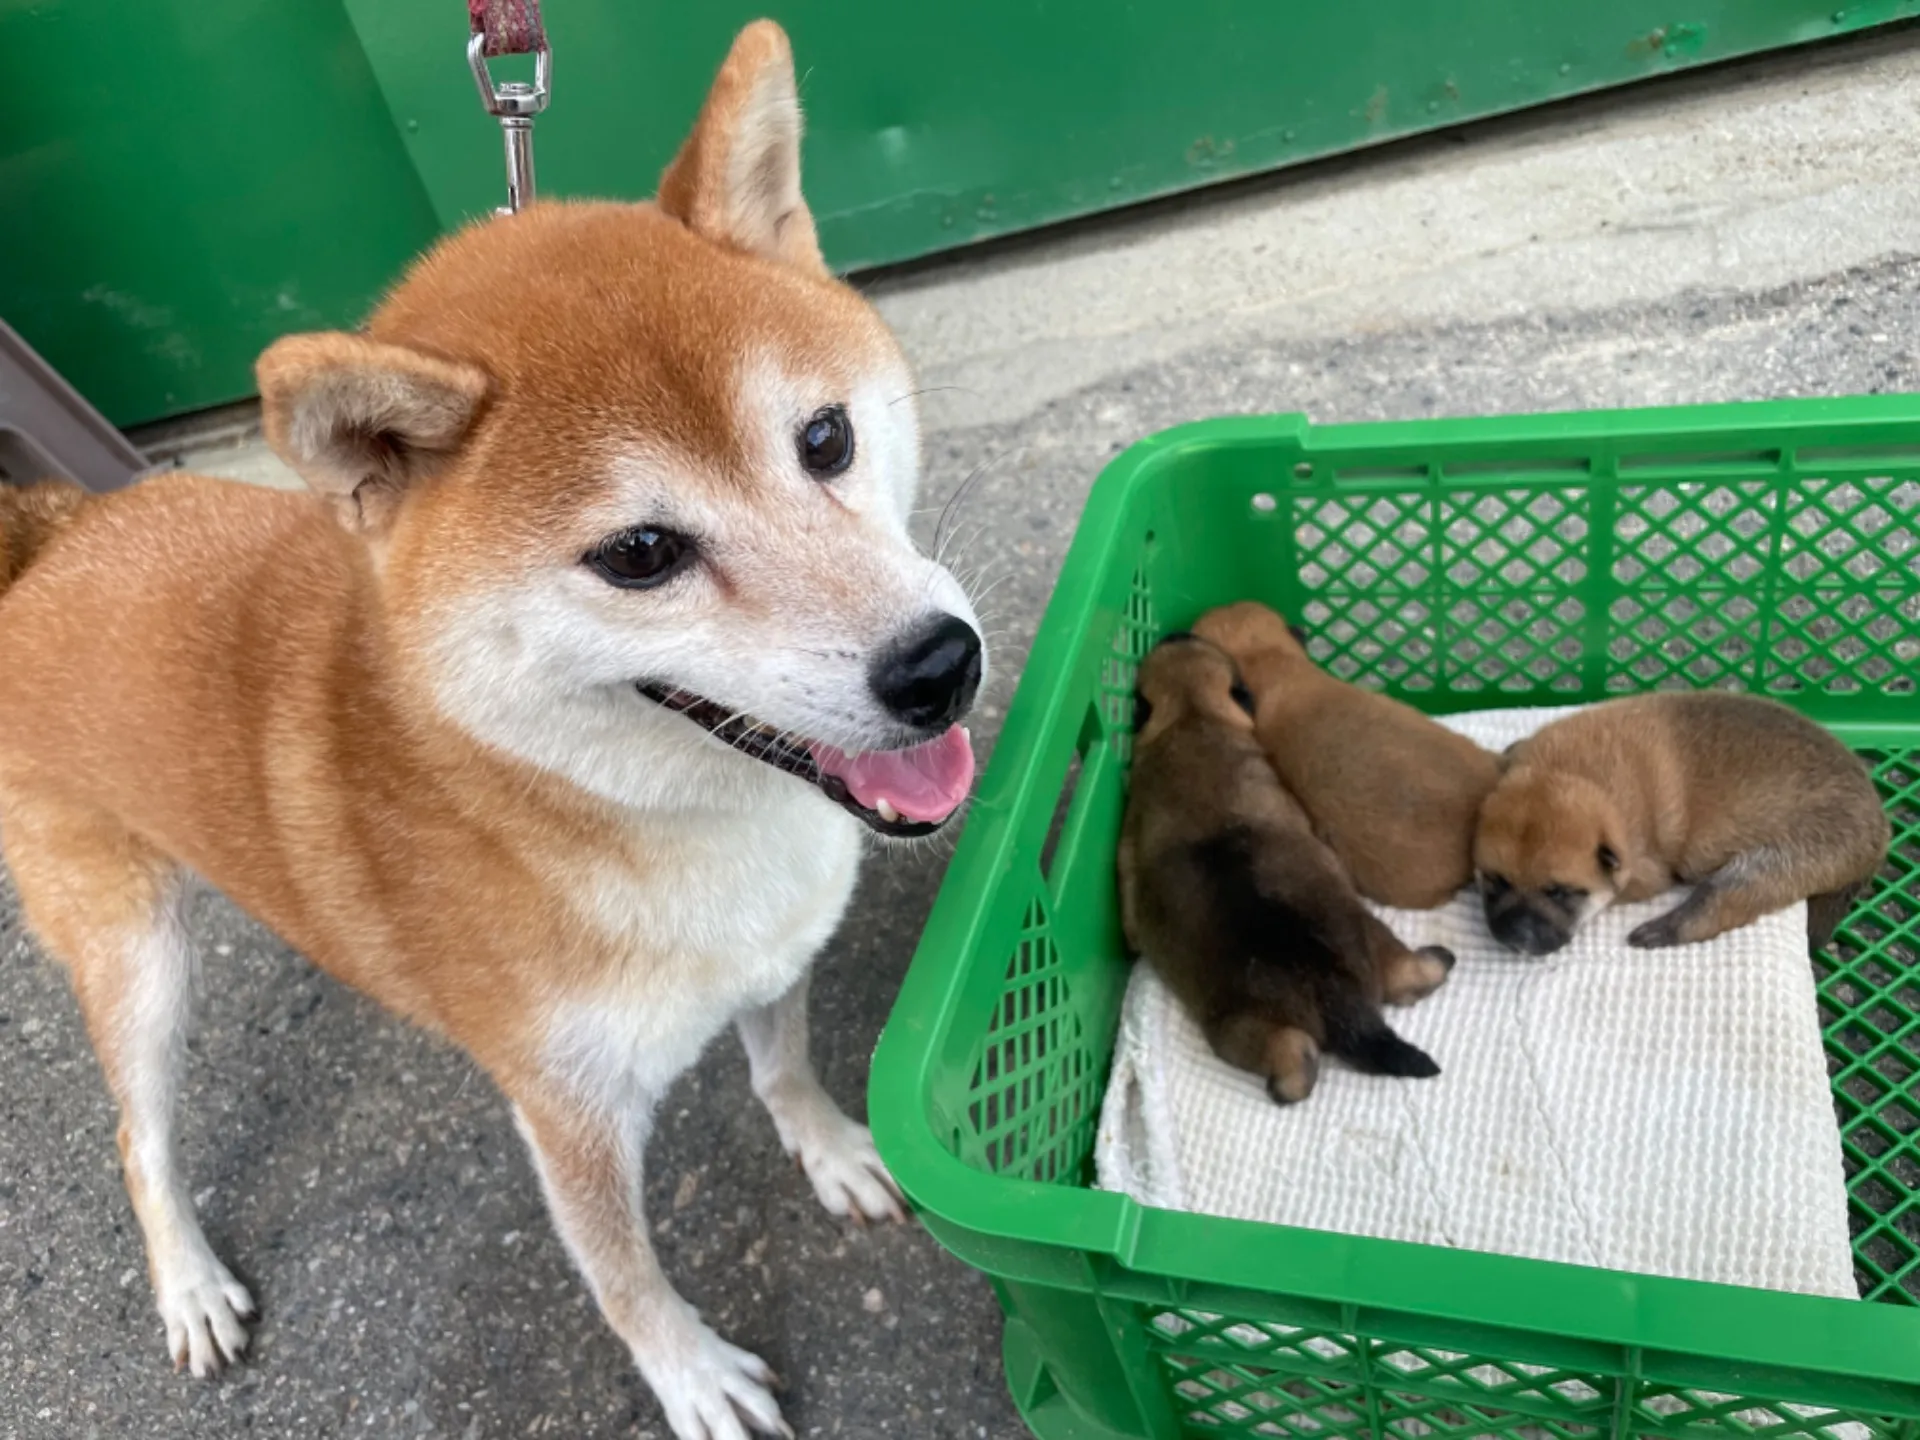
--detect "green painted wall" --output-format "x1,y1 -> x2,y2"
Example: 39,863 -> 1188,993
6,1 -> 1917,427
349,0 -> 1920,271
1,2 -> 441,428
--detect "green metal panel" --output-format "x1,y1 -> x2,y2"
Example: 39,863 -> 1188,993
345,0 -> 1920,272
0,2 -> 440,427
8,2 -> 1920,425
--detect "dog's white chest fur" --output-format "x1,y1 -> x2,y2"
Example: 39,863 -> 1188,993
543,791 -> 862,1107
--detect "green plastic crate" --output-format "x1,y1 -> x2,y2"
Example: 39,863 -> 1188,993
868,397 -> 1920,1440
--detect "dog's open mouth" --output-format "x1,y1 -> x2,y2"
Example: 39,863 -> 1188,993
638,684 -> 976,837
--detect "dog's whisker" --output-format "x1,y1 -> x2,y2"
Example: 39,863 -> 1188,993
886,383 -> 978,409
933,526 -> 990,587
952,551 -> 1011,596
968,574 -> 1015,610
934,445 -> 1021,562
942,520 -> 998,579
947,548 -> 1005,611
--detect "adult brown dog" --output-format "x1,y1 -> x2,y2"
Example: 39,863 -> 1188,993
0,22 -> 984,1439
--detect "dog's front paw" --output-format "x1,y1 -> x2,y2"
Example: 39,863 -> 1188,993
794,1114 -> 904,1225
757,1078 -> 905,1224
765,1091 -> 904,1225
157,1249 -> 255,1378
637,1306 -> 791,1440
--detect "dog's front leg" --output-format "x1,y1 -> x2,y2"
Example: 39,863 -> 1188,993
511,1090 -> 791,1440
735,975 -> 904,1223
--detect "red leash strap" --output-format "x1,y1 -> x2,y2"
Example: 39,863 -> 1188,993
468,0 -> 546,58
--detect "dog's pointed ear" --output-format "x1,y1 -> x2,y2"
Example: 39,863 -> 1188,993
257,332 -> 490,536
657,20 -> 824,274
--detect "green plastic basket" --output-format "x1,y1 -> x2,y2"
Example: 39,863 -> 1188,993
868,397 -> 1920,1440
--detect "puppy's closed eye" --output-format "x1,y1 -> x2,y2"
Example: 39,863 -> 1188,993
1543,883 -> 1587,908
1596,844 -> 1620,873
1229,679 -> 1257,718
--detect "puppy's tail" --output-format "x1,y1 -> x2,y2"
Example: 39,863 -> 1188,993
1808,878 -> 1871,954
1328,1008 -> 1441,1079
0,479 -> 90,596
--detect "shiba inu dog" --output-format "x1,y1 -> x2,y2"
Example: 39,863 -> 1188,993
0,21 -> 981,1439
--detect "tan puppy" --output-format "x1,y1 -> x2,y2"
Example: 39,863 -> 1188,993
1194,601 -> 1501,909
1118,635 -> 1452,1103
1476,692 -> 1887,955
0,23 -> 985,1440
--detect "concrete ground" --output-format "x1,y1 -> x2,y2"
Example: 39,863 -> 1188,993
6,24 -> 1920,1439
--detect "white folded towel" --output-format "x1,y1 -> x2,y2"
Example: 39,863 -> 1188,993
1095,706 -> 1857,1298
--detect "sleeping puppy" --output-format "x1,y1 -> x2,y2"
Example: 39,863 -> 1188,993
1476,691 -> 1888,955
1193,601 -> 1501,909
1117,634 -> 1452,1103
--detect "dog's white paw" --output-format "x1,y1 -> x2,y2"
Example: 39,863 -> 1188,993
157,1250 -> 255,1377
786,1110 -> 905,1226
637,1307 -> 792,1440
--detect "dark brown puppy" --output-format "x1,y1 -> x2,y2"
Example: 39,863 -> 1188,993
1476,691 -> 1889,955
1194,601 -> 1501,909
1117,634 -> 1453,1103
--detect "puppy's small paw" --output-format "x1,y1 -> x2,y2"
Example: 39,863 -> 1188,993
639,1309 -> 791,1440
1263,1028 -> 1319,1104
158,1252 -> 255,1378
1384,947 -> 1455,1005
1628,915 -> 1683,948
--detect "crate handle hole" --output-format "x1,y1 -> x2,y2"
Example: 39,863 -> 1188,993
1038,742 -> 1088,887
1251,492 -> 1278,514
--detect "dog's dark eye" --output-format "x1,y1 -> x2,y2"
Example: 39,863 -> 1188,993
1229,680 -> 1258,718
1597,844 -> 1620,872
798,406 -> 854,478
587,527 -> 694,589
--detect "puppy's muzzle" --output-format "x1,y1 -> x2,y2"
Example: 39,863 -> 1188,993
1483,886 -> 1574,956
1492,908 -> 1571,956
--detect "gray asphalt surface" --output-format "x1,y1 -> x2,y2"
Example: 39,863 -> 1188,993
6,29 -> 1920,1440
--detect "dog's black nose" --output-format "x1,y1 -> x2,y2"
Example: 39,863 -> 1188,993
871,614 -> 983,730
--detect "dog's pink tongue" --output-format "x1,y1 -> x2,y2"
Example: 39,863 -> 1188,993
812,725 -> 976,823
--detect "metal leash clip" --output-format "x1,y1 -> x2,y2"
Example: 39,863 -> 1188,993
467,21 -> 550,215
